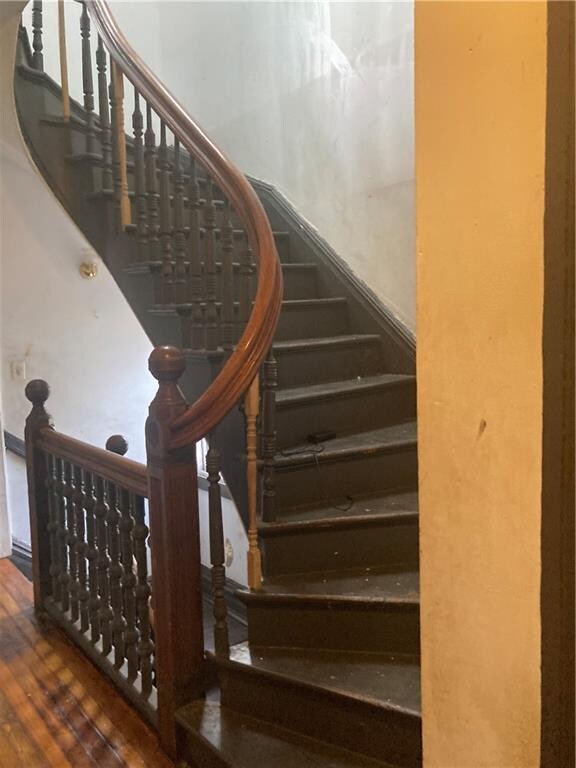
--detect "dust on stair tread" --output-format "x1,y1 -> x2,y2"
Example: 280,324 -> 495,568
270,489 -> 418,525
177,701 -> 395,768
226,643 -> 421,716
254,566 -> 419,605
276,422 -> 418,466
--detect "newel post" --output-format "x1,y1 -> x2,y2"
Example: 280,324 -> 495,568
24,380 -> 53,612
145,346 -> 204,758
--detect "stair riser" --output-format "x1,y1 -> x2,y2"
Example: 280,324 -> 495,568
275,342 -> 384,389
261,518 -> 419,575
275,303 -> 349,341
276,382 -> 417,448
177,730 -> 230,768
246,603 -> 420,655
281,269 -> 318,300
276,448 -> 418,509
220,667 -> 422,768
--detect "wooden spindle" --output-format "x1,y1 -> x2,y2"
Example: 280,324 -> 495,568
46,454 -> 62,604
54,457 -> 70,612
119,487 -> 139,682
31,0 -> 43,71
221,201 -> 235,353
109,61 -> 131,228
244,377 -> 262,589
206,438 -> 230,655
96,38 -> 113,192
146,346 -> 204,757
24,380 -> 52,612
133,493 -> 154,698
64,461 -> 79,624
106,478 -> 126,669
94,474 -> 113,656
159,121 -> 174,303
261,349 -> 278,522
74,466 -> 90,634
144,105 -> 161,277
57,0 -> 70,121
204,179 -> 219,350
173,138 -> 187,304
132,90 -> 148,260
239,234 -> 253,341
79,2 -> 97,156
188,157 -> 204,349
84,470 -> 101,643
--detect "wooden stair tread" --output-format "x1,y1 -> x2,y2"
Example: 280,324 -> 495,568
269,490 -> 419,526
123,259 -> 315,275
276,374 -> 415,405
274,334 -> 381,353
176,700 -> 393,768
239,566 -> 419,605
219,643 -> 421,716
276,422 -> 417,467
147,296 -> 347,315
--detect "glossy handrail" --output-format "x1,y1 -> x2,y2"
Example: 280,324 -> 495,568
86,0 -> 283,450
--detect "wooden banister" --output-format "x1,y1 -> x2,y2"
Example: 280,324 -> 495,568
86,0 -> 283,450
37,428 -> 148,497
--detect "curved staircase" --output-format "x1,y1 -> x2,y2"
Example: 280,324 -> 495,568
15,4 -> 421,765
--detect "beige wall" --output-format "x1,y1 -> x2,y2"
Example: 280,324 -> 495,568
416,3 -> 547,767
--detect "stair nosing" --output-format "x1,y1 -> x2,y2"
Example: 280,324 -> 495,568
258,508 -> 419,535
276,373 -> 415,407
237,589 -> 419,609
273,334 -> 381,354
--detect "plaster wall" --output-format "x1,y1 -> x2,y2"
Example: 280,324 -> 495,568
416,4 -> 546,766
24,0 -> 416,331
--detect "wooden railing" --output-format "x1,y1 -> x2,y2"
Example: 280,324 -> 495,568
22,0 -> 283,760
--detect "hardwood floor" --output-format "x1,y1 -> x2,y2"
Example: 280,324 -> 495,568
0,558 -> 174,768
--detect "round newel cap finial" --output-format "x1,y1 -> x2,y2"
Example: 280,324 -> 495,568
149,346 -> 185,383
106,434 -> 129,456
25,379 -> 49,406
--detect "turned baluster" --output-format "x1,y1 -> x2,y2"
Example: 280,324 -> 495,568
145,105 -> 161,293
244,378 -> 262,589
204,179 -> 219,350
119,488 -> 139,681
46,454 -> 62,603
206,438 -> 230,655
74,466 -> 90,634
79,3 -> 97,156
188,156 -> 204,349
173,138 -> 187,305
261,349 -> 278,522
132,89 -> 148,258
84,470 -> 100,643
133,494 -> 154,698
106,476 -> 126,669
239,234 -> 253,342
31,0 -> 43,71
57,0 -> 70,121
221,201 -> 235,353
94,474 -> 113,655
109,61 -> 131,228
64,461 -> 80,623
96,38 -> 113,192
159,121 -> 174,303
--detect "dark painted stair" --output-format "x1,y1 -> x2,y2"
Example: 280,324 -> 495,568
15,30 -> 421,767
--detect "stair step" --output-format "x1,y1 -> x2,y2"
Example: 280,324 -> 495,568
214,644 -> 421,767
176,700 -> 392,768
260,491 -> 418,575
276,374 -> 416,447
238,567 -> 419,654
273,334 -> 384,388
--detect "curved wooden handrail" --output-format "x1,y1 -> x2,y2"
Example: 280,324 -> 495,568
86,0 -> 283,451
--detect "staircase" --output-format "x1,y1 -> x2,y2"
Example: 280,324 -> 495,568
15,5 -> 420,766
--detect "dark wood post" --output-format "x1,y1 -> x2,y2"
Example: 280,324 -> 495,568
146,346 -> 204,758
31,0 -> 43,71
24,379 -> 53,611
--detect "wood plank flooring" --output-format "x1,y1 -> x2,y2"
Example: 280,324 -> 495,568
0,558 -> 174,768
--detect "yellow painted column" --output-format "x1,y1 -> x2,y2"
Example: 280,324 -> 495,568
415,3 -> 547,767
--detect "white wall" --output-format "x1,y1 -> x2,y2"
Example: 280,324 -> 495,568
25,0 -> 416,331
2,6 -> 248,584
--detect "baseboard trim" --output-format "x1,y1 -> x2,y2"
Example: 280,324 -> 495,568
4,431 -> 25,458
12,538 -> 32,561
